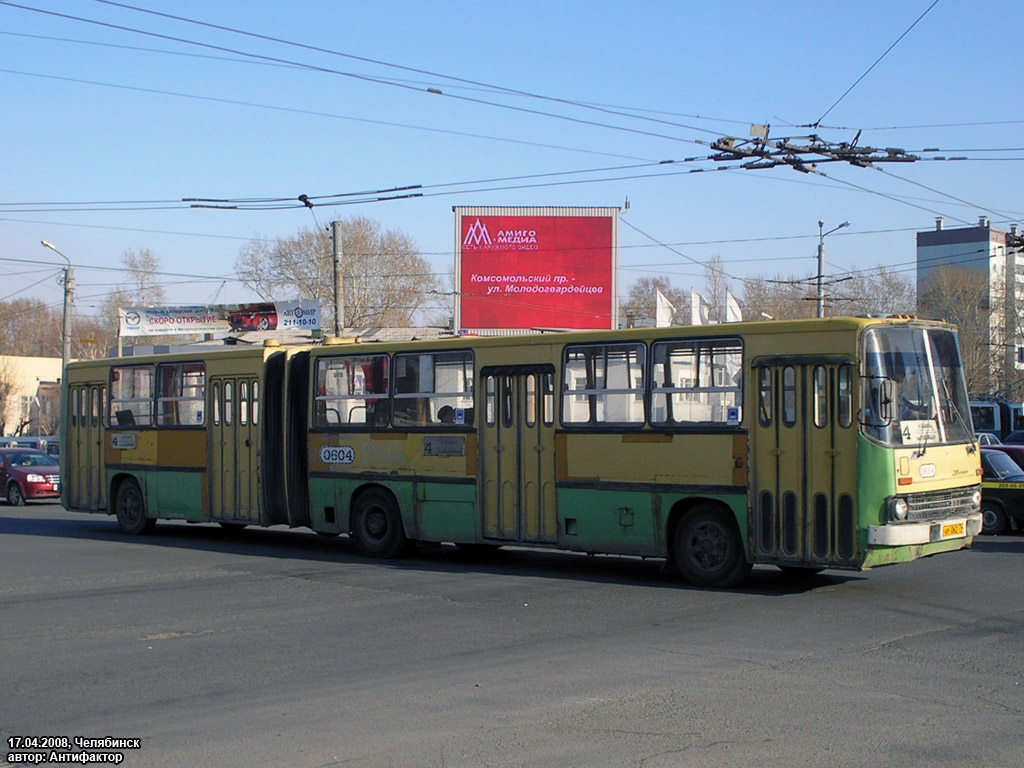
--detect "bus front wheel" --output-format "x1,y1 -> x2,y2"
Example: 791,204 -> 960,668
673,505 -> 752,588
115,479 -> 155,535
352,488 -> 409,558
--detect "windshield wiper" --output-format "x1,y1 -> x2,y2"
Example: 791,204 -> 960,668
940,377 -> 975,453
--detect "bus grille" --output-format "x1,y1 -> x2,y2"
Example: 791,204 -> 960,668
905,486 -> 978,522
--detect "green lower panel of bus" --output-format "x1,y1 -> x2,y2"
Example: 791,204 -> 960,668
108,470 -> 205,521
555,487 -> 749,558
307,477 -> 479,542
308,476 -> 750,556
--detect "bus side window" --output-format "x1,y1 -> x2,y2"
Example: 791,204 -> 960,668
758,368 -> 772,426
501,376 -> 513,428
543,372 -> 554,426
239,381 -> 249,426
813,366 -> 828,427
486,376 -> 496,426
837,365 -> 853,427
525,375 -> 537,427
782,367 -> 797,427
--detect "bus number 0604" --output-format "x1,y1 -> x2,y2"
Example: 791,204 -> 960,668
320,445 -> 355,465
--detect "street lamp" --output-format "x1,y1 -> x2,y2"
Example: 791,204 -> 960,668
816,220 -> 850,318
40,240 -> 74,376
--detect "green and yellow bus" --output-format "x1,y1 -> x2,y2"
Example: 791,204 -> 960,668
61,317 -> 983,587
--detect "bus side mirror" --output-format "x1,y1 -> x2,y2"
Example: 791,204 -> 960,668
878,379 -> 895,423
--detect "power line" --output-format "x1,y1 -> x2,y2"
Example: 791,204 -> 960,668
813,0 -> 941,126
818,119 -> 1024,132
621,219 -> 739,282
0,2 -> 713,149
83,0 -> 738,141
0,68 -> 655,165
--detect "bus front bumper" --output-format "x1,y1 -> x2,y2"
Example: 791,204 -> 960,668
867,513 -> 983,546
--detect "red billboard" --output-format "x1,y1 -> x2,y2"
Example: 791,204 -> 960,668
456,209 -> 618,330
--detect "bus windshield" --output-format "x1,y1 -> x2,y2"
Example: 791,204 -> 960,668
862,326 -> 973,446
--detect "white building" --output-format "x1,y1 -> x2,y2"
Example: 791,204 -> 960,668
0,355 -> 63,436
916,217 -> 1022,391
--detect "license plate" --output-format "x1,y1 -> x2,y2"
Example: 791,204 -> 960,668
942,522 -> 965,538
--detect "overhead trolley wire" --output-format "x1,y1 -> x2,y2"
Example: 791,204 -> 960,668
812,0 -> 942,126
84,0 -> 738,141
0,1 -> 714,149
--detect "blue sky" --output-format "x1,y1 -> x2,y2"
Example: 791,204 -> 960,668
1,0 -> 1020,321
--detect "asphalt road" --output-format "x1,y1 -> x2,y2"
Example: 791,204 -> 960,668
1,504 -> 1022,768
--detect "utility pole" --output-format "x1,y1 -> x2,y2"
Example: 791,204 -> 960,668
41,241 -> 74,375
1006,225 -> 1023,397
816,221 -> 849,318
331,220 -> 344,337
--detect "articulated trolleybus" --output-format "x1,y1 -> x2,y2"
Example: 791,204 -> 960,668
62,317 -> 982,588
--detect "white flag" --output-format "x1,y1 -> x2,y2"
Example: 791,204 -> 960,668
690,289 -> 711,326
726,291 -> 743,323
656,289 -> 676,327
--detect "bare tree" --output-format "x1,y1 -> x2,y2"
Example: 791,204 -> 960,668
0,298 -> 62,357
703,255 -> 731,322
918,265 -> 994,394
742,263 -> 915,322
92,249 -> 188,350
740,275 -> 816,321
236,217 -> 439,327
830,265 -> 916,317
121,248 -> 166,305
619,275 -> 688,327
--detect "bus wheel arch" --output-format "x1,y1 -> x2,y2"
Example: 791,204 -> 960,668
668,500 -> 752,588
350,485 -> 412,558
112,474 -> 156,535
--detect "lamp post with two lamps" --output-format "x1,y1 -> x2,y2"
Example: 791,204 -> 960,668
816,220 -> 850,318
40,240 -> 74,376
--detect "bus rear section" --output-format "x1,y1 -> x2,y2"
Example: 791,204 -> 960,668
62,347 -> 291,532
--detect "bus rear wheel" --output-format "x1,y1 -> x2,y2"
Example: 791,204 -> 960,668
352,488 -> 409,558
673,505 -> 751,588
115,478 -> 155,535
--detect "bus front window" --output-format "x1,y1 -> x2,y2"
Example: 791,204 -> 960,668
861,327 -> 973,446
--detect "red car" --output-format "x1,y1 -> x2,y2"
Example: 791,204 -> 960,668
0,448 -> 60,505
228,306 -> 278,332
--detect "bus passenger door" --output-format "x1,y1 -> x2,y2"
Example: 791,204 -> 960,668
752,361 -> 857,566
479,367 -> 557,544
87,385 -> 106,509
68,386 -> 87,509
68,384 -> 105,510
209,377 -> 260,523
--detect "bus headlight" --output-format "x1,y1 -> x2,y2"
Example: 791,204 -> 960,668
971,489 -> 982,510
888,497 -> 910,521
